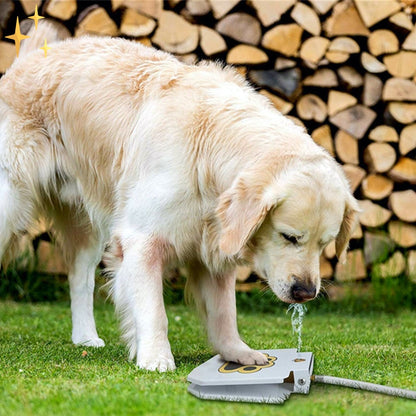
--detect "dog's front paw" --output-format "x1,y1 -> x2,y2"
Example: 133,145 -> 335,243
220,345 -> 268,366
73,336 -> 105,348
137,351 -> 176,372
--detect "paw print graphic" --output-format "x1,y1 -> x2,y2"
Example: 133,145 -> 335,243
218,353 -> 277,374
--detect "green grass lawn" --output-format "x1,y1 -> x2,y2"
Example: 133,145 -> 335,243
1,298 -> 416,416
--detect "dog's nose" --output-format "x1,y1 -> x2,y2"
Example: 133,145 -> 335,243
290,283 -> 317,303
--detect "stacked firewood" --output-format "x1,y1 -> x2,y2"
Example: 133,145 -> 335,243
1,0 -> 415,284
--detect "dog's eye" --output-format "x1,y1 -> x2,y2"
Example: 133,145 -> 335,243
281,233 -> 299,245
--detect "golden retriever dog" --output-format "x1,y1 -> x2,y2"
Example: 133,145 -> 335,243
0,21 -> 359,371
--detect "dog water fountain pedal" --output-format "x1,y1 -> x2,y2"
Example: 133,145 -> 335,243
188,348 -> 314,403
187,304 -> 416,404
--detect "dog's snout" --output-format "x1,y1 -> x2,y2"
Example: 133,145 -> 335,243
290,282 -> 317,303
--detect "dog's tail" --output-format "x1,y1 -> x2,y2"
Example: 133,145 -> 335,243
19,19 -> 70,57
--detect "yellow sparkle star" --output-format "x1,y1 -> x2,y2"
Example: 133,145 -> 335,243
28,5 -> 45,29
40,38 -> 51,57
5,17 -> 30,57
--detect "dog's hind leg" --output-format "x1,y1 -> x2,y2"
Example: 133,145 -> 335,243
68,243 -> 105,347
0,167 -> 37,266
111,233 -> 176,371
0,169 -> 13,262
52,204 -> 105,347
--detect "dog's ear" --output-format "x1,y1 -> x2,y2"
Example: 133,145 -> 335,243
335,194 -> 360,263
216,173 -> 283,256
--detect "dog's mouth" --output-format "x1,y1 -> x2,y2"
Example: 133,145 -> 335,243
266,281 -> 293,304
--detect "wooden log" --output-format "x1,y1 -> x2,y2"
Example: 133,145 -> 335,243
338,66 -> 363,88
235,67 -> 247,78
373,252 -> 406,278
75,6 -> 118,37
383,78 -> 416,101
311,125 -> 335,156
364,231 -> 395,265
176,54 -> 197,65
309,0 -> 338,15
249,69 -> 301,101
152,11 -> 198,54
259,90 -> 293,115
388,157 -> 416,184
342,164 -> 366,192
335,130 -> 359,164
368,125 -> 399,143
7,235 -> 35,271
296,94 -> 327,122
320,255 -> 333,279
45,0 -> 77,20
364,142 -> 396,173
328,90 -> 357,116
235,265 -> 252,282
112,0 -> 162,19
235,282 -> 265,292
354,0 -> 401,28
0,42 -> 16,73
251,0 -> 295,27
324,241 -> 336,259
403,28 -> 416,51
361,174 -> 394,200
330,105 -> 376,139
36,240 -> 67,275
389,12 -> 413,31
389,221 -> 416,248
199,26 -> 227,56
329,36 -> 360,54
402,0 -> 416,14
186,0 -> 211,16
209,0 -> 239,19
304,68 -> 338,87
389,190 -> 416,222
20,0 -> 41,15
324,1 -> 369,37
363,74 -> 383,106
290,2 -> 321,35
388,102 -> 416,124
358,200 -> 392,227
361,52 -> 387,73
262,23 -> 303,57
0,0 -> 14,38
368,29 -> 399,56
216,13 -> 262,46
325,51 -> 349,64
227,45 -> 268,65
384,51 -> 416,78
137,38 -> 152,47
399,124 -> 416,155
120,9 -> 156,37
352,222 -> 363,239
408,251 -> 416,282
275,58 -> 296,70
286,116 -> 305,128
335,249 -> 366,282
299,36 -> 329,64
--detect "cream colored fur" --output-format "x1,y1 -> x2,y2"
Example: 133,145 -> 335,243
0,21 -> 359,371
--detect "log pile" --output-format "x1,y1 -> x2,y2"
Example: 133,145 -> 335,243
1,0 -> 415,285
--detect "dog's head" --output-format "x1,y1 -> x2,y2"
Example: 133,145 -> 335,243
216,154 -> 359,303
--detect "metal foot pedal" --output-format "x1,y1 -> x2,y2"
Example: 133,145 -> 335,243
187,348 -> 314,404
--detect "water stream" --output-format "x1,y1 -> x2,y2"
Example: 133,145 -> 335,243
287,303 -> 307,352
